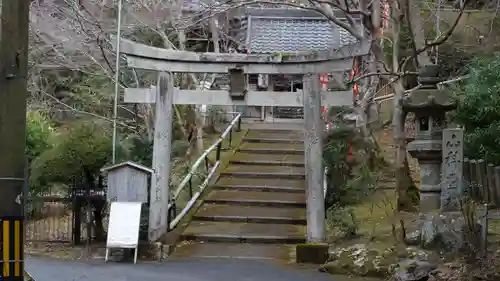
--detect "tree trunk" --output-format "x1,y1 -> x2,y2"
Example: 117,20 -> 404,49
389,1 -> 418,211
406,0 -> 433,67
392,92 -> 417,211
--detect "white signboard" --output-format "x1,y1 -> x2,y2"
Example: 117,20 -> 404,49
105,202 -> 142,263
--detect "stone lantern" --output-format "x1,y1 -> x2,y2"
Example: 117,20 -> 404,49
403,65 -> 457,213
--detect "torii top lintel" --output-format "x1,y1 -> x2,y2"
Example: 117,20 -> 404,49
116,38 -> 369,74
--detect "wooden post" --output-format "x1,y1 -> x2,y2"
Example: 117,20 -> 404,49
479,203 -> 489,257
493,166 -> 500,206
470,160 -> 479,200
463,158 -> 470,196
0,0 -> 29,217
148,72 -> 175,242
265,75 -> 274,122
476,159 -> 488,202
303,74 -> 325,243
487,164 -> 497,207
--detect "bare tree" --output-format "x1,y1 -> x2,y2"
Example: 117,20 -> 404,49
28,0 -> 220,147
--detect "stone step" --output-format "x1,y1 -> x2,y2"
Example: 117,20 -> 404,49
243,137 -> 303,144
245,131 -> 303,141
215,177 -> 305,190
247,129 -> 302,134
181,221 -> 306,243
240,142 -> 304,150
171,242 -> 296,260
229,153 -> 303,166
229,159 -> 304,167
224,165 -> 304,175
213,185 -> 304,193
220,171 -> 305,179
204,190 -> 306,207
194,204 -> 306,224
237,148 -> 304,155
231,152 -> 304,165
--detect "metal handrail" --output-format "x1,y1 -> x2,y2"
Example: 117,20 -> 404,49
167,112 -> 242,230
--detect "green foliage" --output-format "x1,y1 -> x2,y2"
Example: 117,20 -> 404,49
125,134 -> 154,167
453,53 -> 500,164
124,133 -> 190,167
463,121 -> 500,163
323,110 -> 382,237
437,44 -> 472,78
323,125 -> 374,207
66,72 -> 114,118
26,110 -> 54,162
30,121 -> 114,193
326,206 -> 358,237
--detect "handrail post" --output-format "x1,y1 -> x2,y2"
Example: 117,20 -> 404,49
236,115 -> 242,132
216,143 -> 222,161
166,202 -> 173,231
188,178 -> 193,198
204,156 -> 209,172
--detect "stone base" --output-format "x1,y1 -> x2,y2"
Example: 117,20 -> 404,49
296,243 -> 329,264
138,242 -> 170,261
113,242 -> 170,262
419,212 -> 468,252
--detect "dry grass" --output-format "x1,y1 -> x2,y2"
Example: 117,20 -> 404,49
325,127 -> 420,250
375,127 -> 420,186
327,189 -> 419,251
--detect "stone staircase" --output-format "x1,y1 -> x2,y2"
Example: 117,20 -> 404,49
172,128 -> 306,261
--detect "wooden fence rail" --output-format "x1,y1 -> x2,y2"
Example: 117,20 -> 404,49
463,158 -> 500,255
463,158 -> 500,206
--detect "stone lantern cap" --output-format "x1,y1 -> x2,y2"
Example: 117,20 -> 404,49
402,64 -> 458,113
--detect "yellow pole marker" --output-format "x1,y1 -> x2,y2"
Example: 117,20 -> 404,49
3,220 -> 10,277
14,220 -> 21,276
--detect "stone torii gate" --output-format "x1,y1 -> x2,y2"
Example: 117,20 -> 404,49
116,38 -> 370,243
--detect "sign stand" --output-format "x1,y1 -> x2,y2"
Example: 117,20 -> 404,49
105,202 -> 142,264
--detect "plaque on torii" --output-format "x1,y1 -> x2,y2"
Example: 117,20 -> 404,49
113,38 -> 369,243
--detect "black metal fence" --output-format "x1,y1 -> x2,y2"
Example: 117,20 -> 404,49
24,178 -> 107,245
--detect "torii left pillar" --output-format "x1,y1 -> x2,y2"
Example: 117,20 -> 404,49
134,72 -> 175,242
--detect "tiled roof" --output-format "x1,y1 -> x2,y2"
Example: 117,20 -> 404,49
245,8 -> 359,53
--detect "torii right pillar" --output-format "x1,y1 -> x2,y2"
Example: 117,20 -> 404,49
303,74 -> 326,243
295,74 -> 330,264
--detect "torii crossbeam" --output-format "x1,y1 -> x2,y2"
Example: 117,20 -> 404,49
115,38 -> 369,243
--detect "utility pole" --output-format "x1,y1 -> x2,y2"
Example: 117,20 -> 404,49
0,0 -> 30,279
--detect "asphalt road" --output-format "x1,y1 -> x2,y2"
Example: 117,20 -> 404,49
26,257 -> 348,281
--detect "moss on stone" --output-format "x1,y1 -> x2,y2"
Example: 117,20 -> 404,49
295,243 -> 329,264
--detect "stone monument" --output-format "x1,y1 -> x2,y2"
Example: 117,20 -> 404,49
403,64 -> 457,212
403,64 -> 462,249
